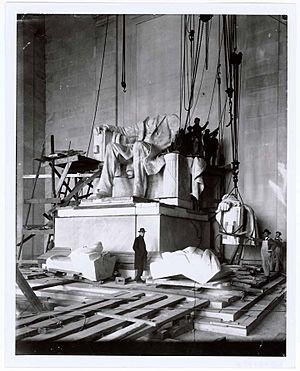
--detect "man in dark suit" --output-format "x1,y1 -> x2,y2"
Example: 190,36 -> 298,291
260,228 -> 276,277
132,228 -> 147,282
274,231 -> 284,272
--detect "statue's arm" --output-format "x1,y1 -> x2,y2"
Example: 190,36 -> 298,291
94,124 -> 138,145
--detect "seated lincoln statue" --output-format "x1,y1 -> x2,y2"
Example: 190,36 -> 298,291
93,114 -> 206,199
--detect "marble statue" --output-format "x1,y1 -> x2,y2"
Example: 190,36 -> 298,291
93,114 -> 207,200
94,114 -> 180,198
150,246 -> 221,284
45,242 -> 116,281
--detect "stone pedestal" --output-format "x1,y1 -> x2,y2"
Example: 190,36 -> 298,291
54,197 -> 210,255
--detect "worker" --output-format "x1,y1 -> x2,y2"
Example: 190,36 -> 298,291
274,231 -> 283,272
192,117 -> 209,156
185,126 -> 194,155
132,227 -> 148,283
260,228 -> 276,278
203,127 -> 219,165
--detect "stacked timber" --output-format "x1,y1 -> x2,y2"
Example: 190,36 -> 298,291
194,275 -> 286,336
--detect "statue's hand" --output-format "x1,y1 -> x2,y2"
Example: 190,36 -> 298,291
96,124 -> 120,133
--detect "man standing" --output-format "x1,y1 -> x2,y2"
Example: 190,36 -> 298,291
274,231 -> 283,272
260,229 -> 276,277
132,228 -> 148,282
192,117 -> 209,156
203,127 -> 219,165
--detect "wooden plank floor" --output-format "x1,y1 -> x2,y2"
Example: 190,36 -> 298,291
16,291 -> 209,342
16,266 -> 286,342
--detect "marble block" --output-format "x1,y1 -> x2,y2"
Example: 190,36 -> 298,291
46,245 -> 116,281
112,152 -> 193,209
55,199 -> 210,254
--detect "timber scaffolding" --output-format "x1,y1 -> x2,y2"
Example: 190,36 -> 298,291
16,263 -> 286,355
18,138 -> 102,261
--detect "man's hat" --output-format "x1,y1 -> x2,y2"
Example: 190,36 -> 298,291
138,228 -> 146,233
276,231 -> 282,236
263,228 -> 271,235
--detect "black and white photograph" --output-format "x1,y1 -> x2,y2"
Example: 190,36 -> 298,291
3,1 -> 298,367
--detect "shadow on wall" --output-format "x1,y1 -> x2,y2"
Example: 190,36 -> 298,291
268,162 -> 287,207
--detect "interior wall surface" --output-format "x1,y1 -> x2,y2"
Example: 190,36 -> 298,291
237,16 -> 287,239
45,15 -> 98,154
17,15 -> 46,259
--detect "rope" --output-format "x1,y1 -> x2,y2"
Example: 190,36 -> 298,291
206,29 -> 224,123
179,15 -> 184,125
183,19 -> 205,130
121,15 -> 127,92
205,21 -> 209,70
182,17 -> 190,111
222,15 -> 244,199
190,20 -> 214,119
269,15 -> 287,27
86,15 -> 109,157
206,71 -> 218,122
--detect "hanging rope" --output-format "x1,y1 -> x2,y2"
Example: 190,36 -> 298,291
183,15 -> 193,112
205,21 -> 209,70
121,15 -> 127,92
182,16 -> 191,118
86,15 -> 109,157
183,16 -> 205,130
205,27 -> 224,123
222,15 -> 243,196
179,15 -> 184,124
190,19 -> 214,119
206,68 -> 218,122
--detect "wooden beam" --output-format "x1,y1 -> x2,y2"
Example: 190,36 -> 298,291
96,311 -> 157,327
16,291 -> 141,329
24,198 -> 61,204
60,169 -> 101,205
196,275 -> 286,322
148,277 -> 230,289
50,135 -> 56,198
31,278 -> 79,291
16,266 -> 44,314
56,162 -> 72,195
16,234 -> 35,246
98,322 -> 148,341
125,299 -> 207,340
194,288 -> 285,337
23,173 -> 95,179
22,228 -> 53,235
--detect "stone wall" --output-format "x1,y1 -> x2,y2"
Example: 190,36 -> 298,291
238,16 -> 287,236
17,15 -> 46,259
237,16 -> 287,262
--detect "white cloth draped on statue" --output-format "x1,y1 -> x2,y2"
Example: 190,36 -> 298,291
190,157 -> 207,200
